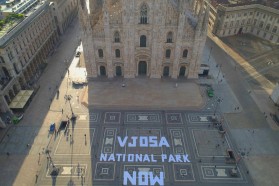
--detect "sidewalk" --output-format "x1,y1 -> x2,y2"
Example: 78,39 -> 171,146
207,31 -> 279,129
207,32 -> 279,186
0,18 -> 81,186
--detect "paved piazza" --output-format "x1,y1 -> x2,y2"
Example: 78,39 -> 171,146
37,110 -> 253,186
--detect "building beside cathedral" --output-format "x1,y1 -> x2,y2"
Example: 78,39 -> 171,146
78,0 -> 209,79
206,1 -> 279,44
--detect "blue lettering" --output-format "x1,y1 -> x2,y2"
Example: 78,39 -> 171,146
117,136 -> 128,147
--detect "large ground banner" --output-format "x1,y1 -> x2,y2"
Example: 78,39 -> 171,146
99,136 -> 190,185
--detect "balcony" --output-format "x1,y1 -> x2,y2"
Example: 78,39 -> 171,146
180,58 -> 189,64
135,46 -> 151,52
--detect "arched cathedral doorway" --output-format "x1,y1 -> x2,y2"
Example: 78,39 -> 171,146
138,61 -> 147,75
179,66 -> 186,77
100,66 -> 106,76
163,66 -> 169,77
116,66 -> 122,76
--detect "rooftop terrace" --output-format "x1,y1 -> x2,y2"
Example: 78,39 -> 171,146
0,0 -> 48,46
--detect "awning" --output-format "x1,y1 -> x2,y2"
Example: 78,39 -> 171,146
72,77 -> 87,85
9,90 -> 34,109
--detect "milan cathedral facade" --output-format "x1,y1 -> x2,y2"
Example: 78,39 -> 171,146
78,0 -> 209,79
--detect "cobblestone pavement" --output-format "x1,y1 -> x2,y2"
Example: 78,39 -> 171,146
220,34 -> 279,90
207,32 -> 279,186
35,109 -> 253,186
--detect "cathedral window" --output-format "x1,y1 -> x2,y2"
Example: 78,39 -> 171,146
114,31 -> 120,43
115,49 -> 120,58
140,35 -> 146,47
265,24 -> 270,31
140,4 -> 148,24
259,22 -> 263,28
98,49 -> 104,58
166,32 -> 173,43
166,49 -> 171,58
253,19 -> 257,25
183,49 -> 188,58
272,26 -> 277,33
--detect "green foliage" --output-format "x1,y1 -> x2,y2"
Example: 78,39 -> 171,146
1,13 -> 24,27
17,14 -> 24,18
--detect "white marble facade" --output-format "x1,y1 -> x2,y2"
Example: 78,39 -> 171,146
78,0 -> 209,79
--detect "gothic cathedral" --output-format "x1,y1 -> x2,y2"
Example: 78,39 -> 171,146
78,0 -> 209,79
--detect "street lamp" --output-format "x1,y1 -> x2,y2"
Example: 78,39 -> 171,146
214,97 -> 223,115
45,149 -> 59,176
64,94 -> 76,120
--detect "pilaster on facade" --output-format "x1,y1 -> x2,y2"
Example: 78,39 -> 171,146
150,1 -> 161,79
84,32 -> 97,78
90,44 -> 98,78
172,5 -> 186,79
121,0 -> 129,78
122,0 -> 136,78
103,3 -> 113,78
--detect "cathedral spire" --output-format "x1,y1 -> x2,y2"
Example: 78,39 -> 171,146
201,4 -> 209,33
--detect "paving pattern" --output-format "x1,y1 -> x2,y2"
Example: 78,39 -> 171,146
191,129 -> 230,157
35,110 -> 253,186
221,34 -> 279,89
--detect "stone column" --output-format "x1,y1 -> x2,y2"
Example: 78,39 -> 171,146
188,5 -> 208,79
122,0 -> 135,78
103,3 -> 113,78
150,1 -> 161,78
83,29 -> 98,78
172,8 -> 186,79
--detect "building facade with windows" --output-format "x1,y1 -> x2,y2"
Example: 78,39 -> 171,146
50,0 -> 78,35
0,0 -> 58,115
209,3 -> 279,43
78,0 -> 209,79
